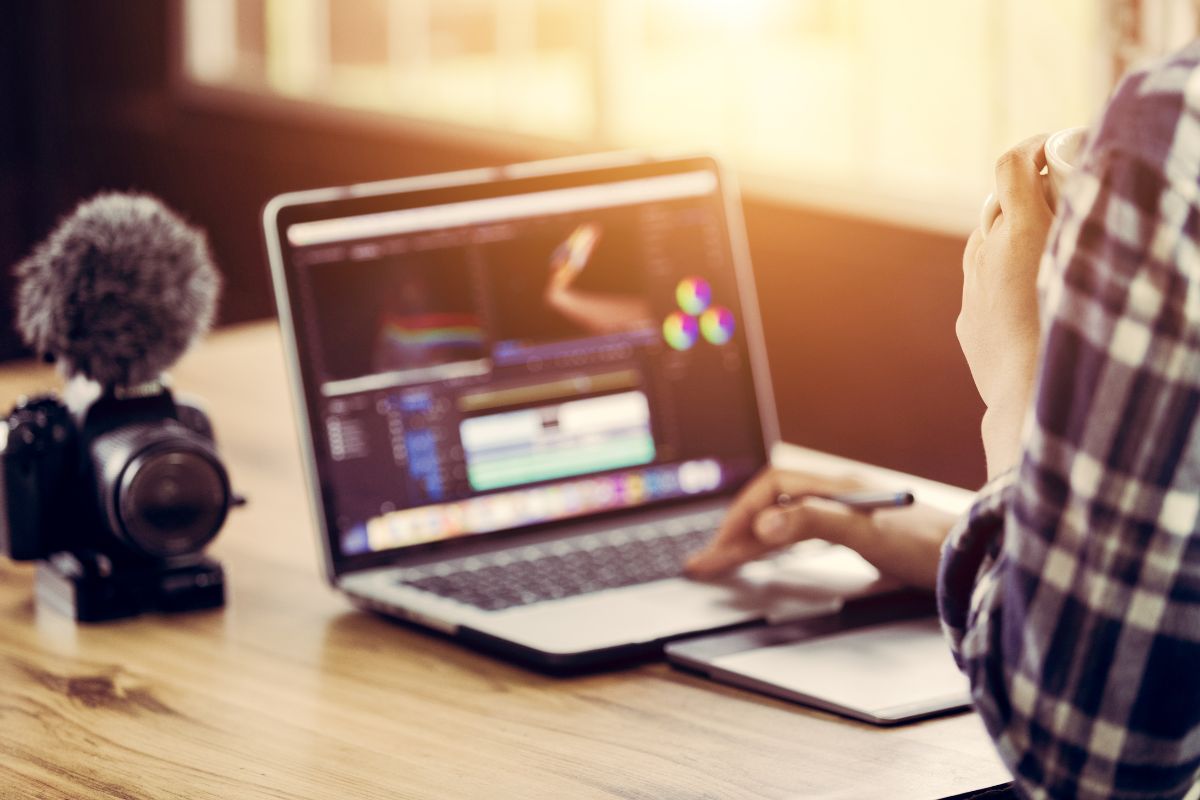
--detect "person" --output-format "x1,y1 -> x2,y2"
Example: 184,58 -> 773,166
542,222 -> 653,335
688,42 -> 1200,799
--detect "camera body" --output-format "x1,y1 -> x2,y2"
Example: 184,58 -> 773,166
0,386 -> 231,620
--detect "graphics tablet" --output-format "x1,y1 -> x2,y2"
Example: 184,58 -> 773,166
666,592 -> 971,725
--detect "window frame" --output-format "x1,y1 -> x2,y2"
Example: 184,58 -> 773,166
167,0 -> 1139,235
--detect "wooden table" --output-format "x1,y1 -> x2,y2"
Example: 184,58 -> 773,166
0,322 -> 1011,799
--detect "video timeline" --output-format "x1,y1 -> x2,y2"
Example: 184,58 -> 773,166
342,458 -> 724,554
459,390 -> 655,492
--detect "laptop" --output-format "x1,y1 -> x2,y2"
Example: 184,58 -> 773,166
263,153 -> 888,669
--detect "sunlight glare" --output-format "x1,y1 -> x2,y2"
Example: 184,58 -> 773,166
659,0 -> 770,30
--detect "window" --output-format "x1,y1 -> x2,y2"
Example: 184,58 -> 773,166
182,0 -> 1200,232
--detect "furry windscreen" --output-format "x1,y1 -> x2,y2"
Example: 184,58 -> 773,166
14,193 -> 221,388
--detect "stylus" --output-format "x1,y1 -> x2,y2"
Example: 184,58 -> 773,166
775,490 -> 915,512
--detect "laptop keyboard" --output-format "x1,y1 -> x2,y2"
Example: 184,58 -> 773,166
396,510 -> 723,611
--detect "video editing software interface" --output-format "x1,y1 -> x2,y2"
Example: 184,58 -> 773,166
285,168 -> 765,560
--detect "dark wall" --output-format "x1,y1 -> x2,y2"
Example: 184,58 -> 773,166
0,0 -> 986,488
0,2 -> 48,362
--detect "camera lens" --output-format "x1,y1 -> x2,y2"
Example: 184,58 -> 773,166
117,445 -> 229,558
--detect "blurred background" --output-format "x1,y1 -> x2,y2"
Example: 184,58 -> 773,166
1,0 -> 1195,488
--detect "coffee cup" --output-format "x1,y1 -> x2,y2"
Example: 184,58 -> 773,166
978,125 -> 1088,238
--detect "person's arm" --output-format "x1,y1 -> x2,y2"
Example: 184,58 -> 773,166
543,288 -> 653,335
956,133 -> 1053,479
942,135 -> 1200,798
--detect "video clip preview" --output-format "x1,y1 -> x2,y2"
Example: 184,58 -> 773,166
286,170 -> 764,559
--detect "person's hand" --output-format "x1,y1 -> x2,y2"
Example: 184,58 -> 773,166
685,467 -> 957,590
546,223 -> 601,295
958,135 -> 1054,478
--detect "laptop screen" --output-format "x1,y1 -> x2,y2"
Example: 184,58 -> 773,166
272,158 -> 773,570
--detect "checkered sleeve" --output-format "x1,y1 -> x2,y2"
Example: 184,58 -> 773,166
938,60 -> 1200,799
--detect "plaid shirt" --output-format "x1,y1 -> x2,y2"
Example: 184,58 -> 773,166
938,43 -> 1200,800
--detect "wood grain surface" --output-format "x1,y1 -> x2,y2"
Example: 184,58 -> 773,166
0,322 -> 1010,799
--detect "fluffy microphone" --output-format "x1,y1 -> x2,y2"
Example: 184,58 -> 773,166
14,192 -> 221,389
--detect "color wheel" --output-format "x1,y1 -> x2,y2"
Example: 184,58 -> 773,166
662,311 -> 699,351
675,277 -> 712,316
700,306 -> 735,345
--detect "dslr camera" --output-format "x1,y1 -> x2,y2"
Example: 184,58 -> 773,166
0,387 -> 232,620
